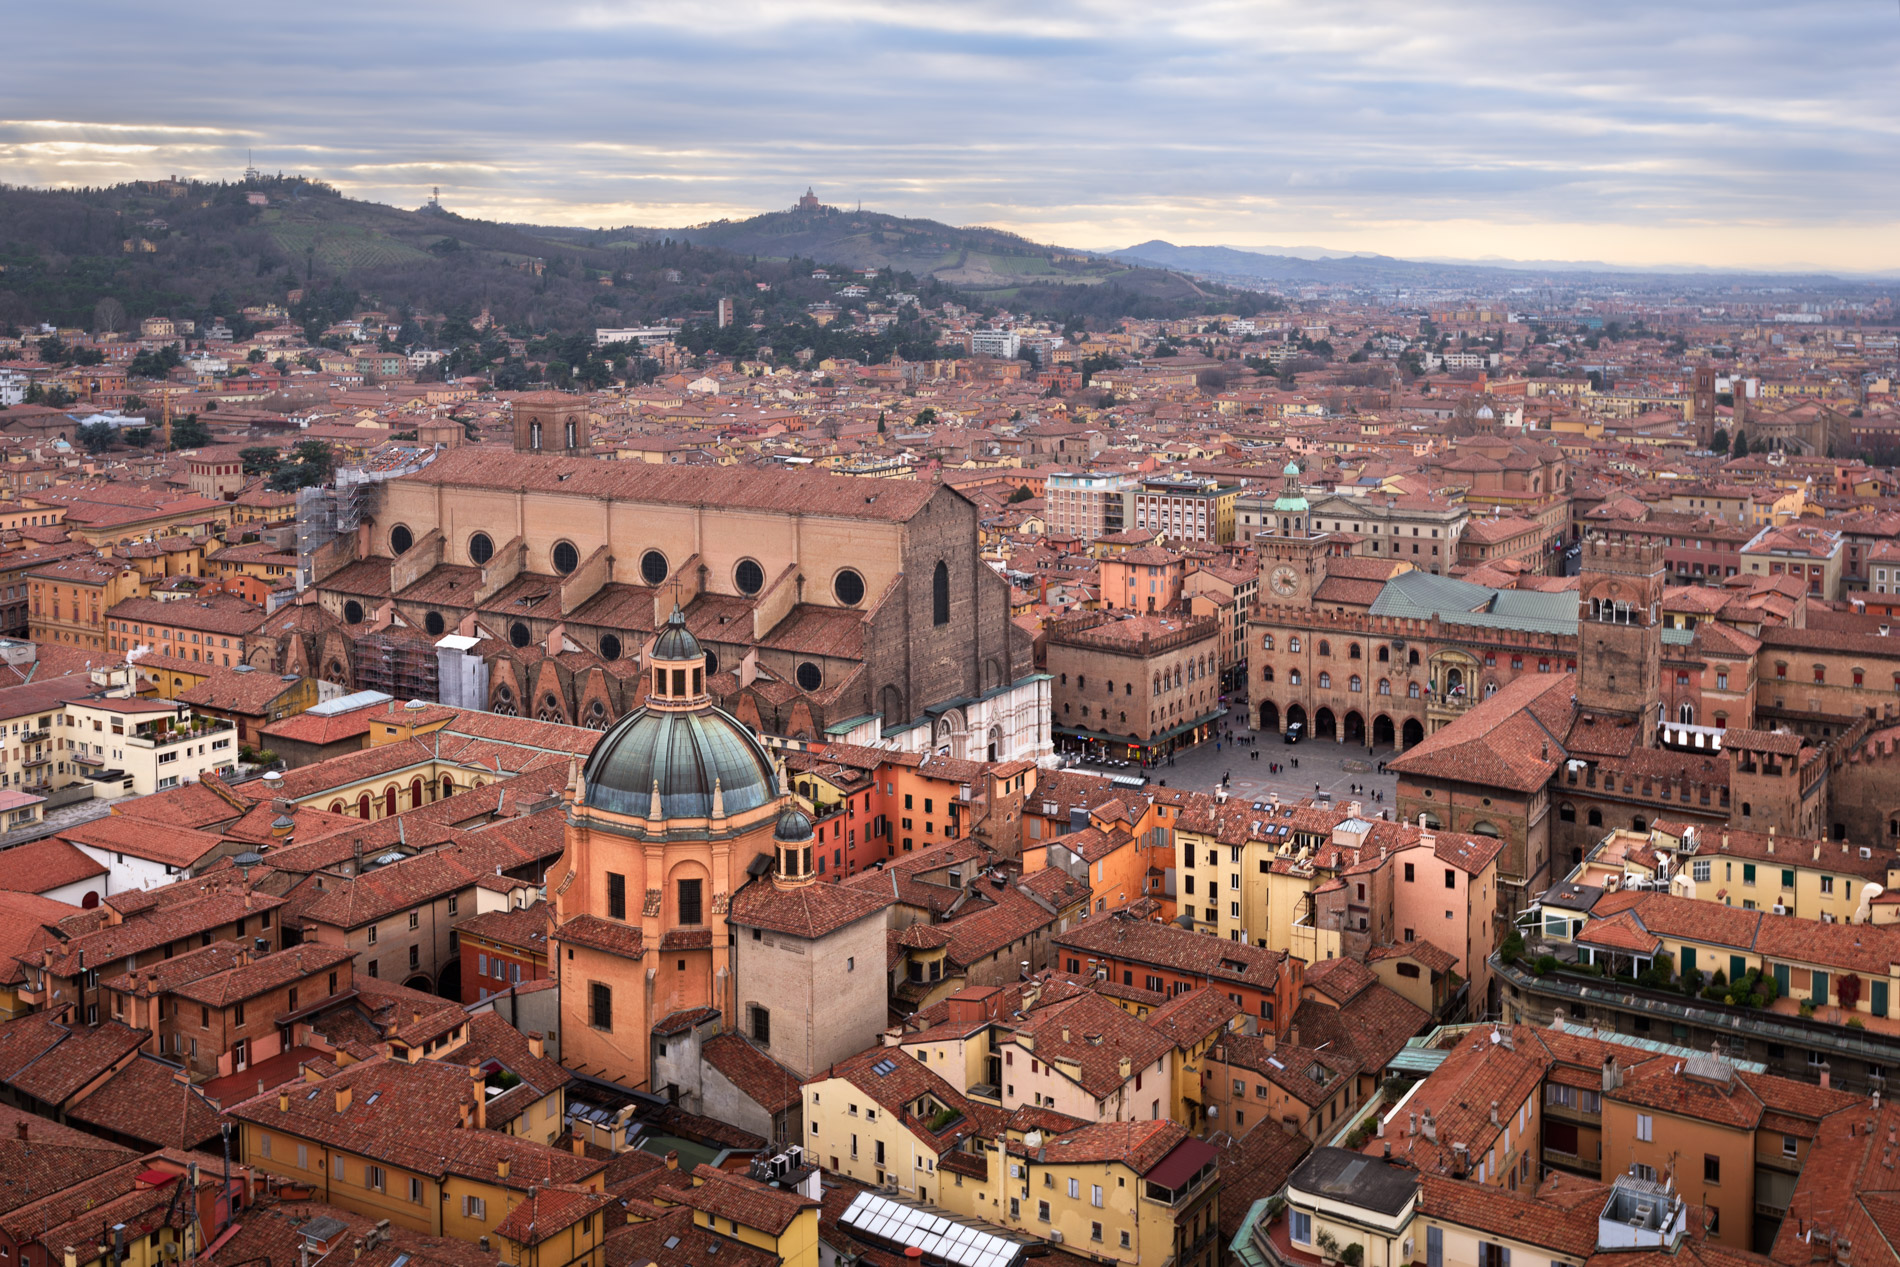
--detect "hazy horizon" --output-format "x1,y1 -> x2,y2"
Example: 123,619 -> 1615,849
5,0 -> 1895,273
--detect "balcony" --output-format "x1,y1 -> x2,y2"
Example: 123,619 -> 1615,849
125,719 -> 235,750
22,754 -> 50,769
20,729 -> 48,743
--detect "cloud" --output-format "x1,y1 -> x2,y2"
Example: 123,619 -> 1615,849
1,0 -> 1894,268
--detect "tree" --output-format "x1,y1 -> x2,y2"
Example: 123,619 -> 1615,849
76,421 -> 116,453
170,414 -> 210,450
877,412 -> 886,434
247,348 -> 266,364
240,446 -> 281,475
1837,972 -> 1862,1012
913,407 -> 936,426
1731,428 -> 1748,458
92,298 -> 126,336
1710,427 -> 1729,456
1007,485 -> 1034,503
121,395 -> 145,412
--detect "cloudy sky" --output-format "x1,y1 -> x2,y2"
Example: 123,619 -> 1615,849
4,1 -> 1896,270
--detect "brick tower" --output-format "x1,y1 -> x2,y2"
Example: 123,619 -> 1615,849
512,392 -> 590,456
1575,535 -> 1664,745
1691,364 -> 1719,449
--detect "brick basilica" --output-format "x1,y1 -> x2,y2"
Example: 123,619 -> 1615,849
277,399 -> 1050,763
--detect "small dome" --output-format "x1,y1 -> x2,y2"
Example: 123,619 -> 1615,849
1282,460 -> 1301,476
774,806 -> 815,842
651,605 -> 701,662
1476,404 -> 1495,419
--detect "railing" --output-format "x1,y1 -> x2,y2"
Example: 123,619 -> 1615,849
128,720 -> 235,749
1495,956 -> 1900,1066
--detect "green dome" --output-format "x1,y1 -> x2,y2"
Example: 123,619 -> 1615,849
1282,460 -> 1301,476
582,704 -> 776,820
774,806 -> 815,842
651,605 -> 702,662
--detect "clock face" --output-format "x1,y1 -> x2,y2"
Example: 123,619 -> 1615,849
1270,565 -> 1299,598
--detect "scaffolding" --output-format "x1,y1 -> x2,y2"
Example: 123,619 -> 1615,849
294,454 -> 435,592
351,629 -> 439,702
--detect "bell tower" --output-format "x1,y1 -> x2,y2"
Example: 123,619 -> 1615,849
1691,364 -> 1718,448
1576,535 -> 1664,744
513,393 -> 590,455
1261,461 -> 1329,605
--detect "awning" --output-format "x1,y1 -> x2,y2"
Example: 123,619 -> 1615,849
1146,1136 -> 1220,1187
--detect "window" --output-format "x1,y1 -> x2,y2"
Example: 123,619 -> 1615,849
1783,1134 -> 1799,1158
1068,1178 -> 1080,1198
1120,1232 -> 1131,1250
1427,1227 -> 1443,1267
933,562 -> 951,625
408,1176 -> 423,1203
607,872 -> 626,920
678,878 -> 703,925
751,1004 -> 772,1046
1290,1212 -> 1312,1245
1037,1201 -> 1051,1223
365,1165 -> 385,1192
1091,1222 -> 1102,1243
1477,1245 -> 1510,1267
464,1195 -> 487,1220
1636,1113 -> 1653,1142
407,909 -> 420,931
589,982 -> 613,1031
1704,1154 -> 1720,1183
1091,1184 -> 1103,1208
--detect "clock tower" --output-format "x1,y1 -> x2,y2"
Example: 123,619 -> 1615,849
1261,461 -> 1329,606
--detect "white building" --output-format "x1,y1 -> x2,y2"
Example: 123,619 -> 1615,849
969,329 -> 1022,359
63,696 -> 237,799
594,326 -> 675,348
0,371 -> 26,407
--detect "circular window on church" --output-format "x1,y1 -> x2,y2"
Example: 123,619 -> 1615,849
424,611 -> 445,636
796,661 -> 823,692
599,633 -> 623,662
833,568 -> 866,607
342,600 -> 364,625
734,559 -> 765,596
704,649 -> 719,675
469,532 -> 495,566
509,622 -> 531,649
552,541 -> 580,576
640,550 -> 669,587
389,524 -> 413,556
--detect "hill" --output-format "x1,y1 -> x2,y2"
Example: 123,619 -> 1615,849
633,205 -> 1271,320
0,181 -> 1263,336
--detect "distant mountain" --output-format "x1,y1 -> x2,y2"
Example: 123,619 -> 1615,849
1110,239 -> 1886,290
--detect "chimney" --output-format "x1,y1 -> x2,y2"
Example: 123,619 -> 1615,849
1602,1056 -> 1619,1092
1408,1112 -> 1418,1137
1118,1056 -> 1133,1080
1289,1025 -> 1300,1047
497,1158 -> 510,1179
471,1063 -> 487,1129
335,1086 -> 352,1113
665,1150 -> 680,1170
572,1136 -> 586,1157
1421,1111 -> 1437,1143
1061,1027 -> 1070,1043
1489,1100 -> 1500,1126
14,1120 -> 26,1142
1452,1142 -> 1468,1178
526,1032 -> 545,1059
1820,1061 -> 1832,1090
279,1090 -> 290,1112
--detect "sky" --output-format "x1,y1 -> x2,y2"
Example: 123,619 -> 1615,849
3,1 -> 1897,272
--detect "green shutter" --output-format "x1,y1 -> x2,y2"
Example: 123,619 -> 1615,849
1773,963 -> 1791,994
1875,981 -> 1890,1018
1812,971 -> 1829,1004
1782,869 -> 1795,889
1681,946 -> 1698,975
1743,864 -> 1757,884
1730,955 -> 1747,981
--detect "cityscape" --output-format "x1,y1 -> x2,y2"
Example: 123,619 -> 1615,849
1,8 -> 1899,1267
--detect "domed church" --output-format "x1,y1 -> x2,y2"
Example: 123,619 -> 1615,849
549,607 -> 802,1091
